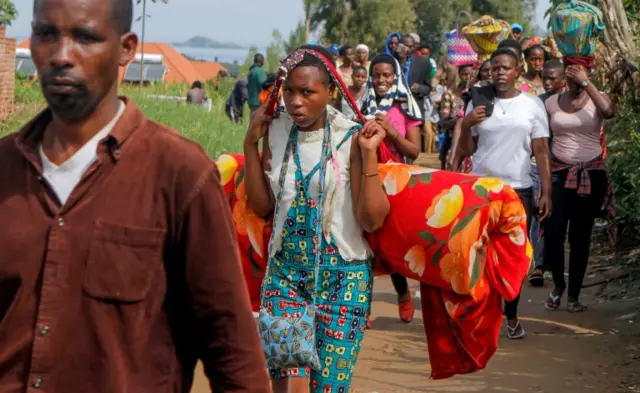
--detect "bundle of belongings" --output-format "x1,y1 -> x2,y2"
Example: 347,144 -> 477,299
216,153 -> 533,380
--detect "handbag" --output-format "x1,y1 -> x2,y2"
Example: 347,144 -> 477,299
462,15 -> 511,61
446,11 -> 478,66
257,124 -> 331,371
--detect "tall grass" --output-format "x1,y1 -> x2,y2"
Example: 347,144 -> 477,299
1,76 -> 248,158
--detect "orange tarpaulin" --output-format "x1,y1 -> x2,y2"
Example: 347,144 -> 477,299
217,153 -> 532,379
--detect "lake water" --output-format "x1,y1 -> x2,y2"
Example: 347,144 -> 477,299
176,46 -> 268,64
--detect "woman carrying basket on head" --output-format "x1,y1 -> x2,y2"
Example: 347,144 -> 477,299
243,45 -> 390,393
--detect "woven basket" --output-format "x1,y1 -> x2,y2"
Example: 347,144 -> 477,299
462,15 -> 511,61
446,11 -> 478,66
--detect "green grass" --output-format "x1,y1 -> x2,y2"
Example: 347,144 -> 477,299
1,76 -> 248,158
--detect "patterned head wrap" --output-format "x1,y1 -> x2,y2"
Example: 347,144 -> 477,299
362,54 -> 423,122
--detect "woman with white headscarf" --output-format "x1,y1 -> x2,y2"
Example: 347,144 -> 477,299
355,44 -> 371,71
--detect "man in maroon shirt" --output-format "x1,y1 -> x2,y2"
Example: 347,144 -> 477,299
0,0 -> 270,392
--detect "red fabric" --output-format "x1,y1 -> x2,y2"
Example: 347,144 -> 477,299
563,55 -> 595,68
600,125 -> 608,158
218,154 -> 532,379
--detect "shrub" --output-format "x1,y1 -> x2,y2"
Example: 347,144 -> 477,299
606,98 -> 640,246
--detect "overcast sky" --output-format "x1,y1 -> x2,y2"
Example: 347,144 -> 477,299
7,0 -> 551,47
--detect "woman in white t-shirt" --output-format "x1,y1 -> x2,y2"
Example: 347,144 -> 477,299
459,47 -> 552,340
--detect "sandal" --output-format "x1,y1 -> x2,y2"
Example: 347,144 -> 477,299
545,289 -> 564,311
528,269 -> 544,287
567,300 -> 588,313
506,320 -> 526,339
398,295 -> 415,324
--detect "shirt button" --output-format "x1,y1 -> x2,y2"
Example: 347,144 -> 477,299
32,377 -> 43,388
40,325 -> 50,336
57,218 -> 65,227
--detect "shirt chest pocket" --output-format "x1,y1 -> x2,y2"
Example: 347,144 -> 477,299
83,220 -> 166,303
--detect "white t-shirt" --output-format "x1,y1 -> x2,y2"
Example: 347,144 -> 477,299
39,101 -> 126,205
466,92 -> 549,189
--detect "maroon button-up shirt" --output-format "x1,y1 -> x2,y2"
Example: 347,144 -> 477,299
0,98 -> 270,393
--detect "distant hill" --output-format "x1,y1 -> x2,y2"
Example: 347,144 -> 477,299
174,36 -> 242,49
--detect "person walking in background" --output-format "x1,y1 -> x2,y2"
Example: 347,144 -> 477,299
186,80 -> 208,105
511,23 -> 524,42
419,44 -> 438,79
543,60 -> 615,313
528,58 -> 566,286
248,53 -> 267,114
384,32 -> 403,56
243,45 -> 389,393
460,47 -> 552,340
355,44 -> 371,71
338,45 -> 355,85
0,0 -> 271,391
328,44 -> 341,62
518,38 -> 549,96
225,78 -> 248,123
362,53 -> 423,323
341,65 -> 369,122
402,34 -> 434,153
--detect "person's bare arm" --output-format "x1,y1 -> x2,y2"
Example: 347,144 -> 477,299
450,118 -> 465,170
567,66 -> 615,119
179,164 -> 271,392
351,123 -> 390,232
586,85 -> 615,119
243,107 -> 275,217
532,138 -> 552,220
384,124 -> 422,161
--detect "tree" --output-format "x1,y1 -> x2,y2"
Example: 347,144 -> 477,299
136,0 -> 169,85
280,22 -> 307,53
304,0 -> 320,43
312,0 -> 417,51
265,30 -> 287,73
0,0 -> 18,27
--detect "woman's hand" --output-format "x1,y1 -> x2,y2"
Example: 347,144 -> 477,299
244,105 -> 273,146
463,105 -> 486,128
358,120 -> 387,153
375,113 -> 398,139
565,65 -> 589,86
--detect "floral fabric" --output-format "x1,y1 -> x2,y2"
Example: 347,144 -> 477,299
218,154 -> 532,380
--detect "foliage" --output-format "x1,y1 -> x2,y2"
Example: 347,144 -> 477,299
280,23 -> 308,54
0,0 -> 18,26
605,99 -> 640,245
1,79 -> 247,158
310,0 -> 416,51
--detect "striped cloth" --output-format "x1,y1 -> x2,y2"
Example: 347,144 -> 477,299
362,55 -> 423,122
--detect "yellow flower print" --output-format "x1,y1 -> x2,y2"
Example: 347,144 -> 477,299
426,185 -> 464,229
404,245 -> 426,276
216,154 -> 238,186
378,164 -> 436,196
473,177 -> 504,194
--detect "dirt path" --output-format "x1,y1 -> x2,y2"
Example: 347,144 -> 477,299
350,277 -> 640,393
190,153 -> 639,392
189,276 -> 639,393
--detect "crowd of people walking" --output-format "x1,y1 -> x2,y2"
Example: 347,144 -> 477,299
0,0 -> 614,392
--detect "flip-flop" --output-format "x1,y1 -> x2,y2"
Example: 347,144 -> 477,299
568,301 -> 588,313
528,269 -> 544,287
545,292 -> 562,311
506,321 -> 526,339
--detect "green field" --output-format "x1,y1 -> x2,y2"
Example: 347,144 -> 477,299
1,77 -> 248,158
